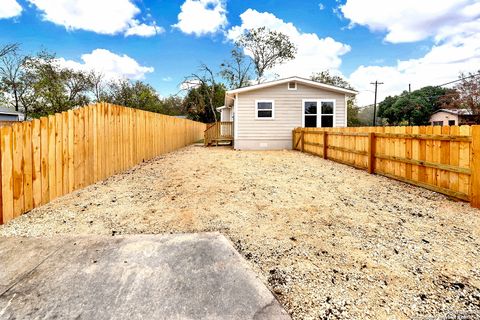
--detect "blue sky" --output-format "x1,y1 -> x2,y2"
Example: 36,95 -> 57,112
1,0 -> 479,105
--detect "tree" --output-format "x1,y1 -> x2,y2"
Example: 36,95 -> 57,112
182,82 -> 225,123
0,43 -> 18,58
183,64 -> 221,122
89,71 -> 105,102
378,86 -> 450,125
311,70 -> 354,90
440,71 -> 480,116
21,51 -> 94,117
310,70 -> 363,126
102,79 -> 160,111
237,27 -> 297,83
220,47 -> 253,89
0,45 -> 28,112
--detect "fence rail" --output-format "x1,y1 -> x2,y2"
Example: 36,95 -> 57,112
0,103 -> 206,224
293,125 -> 480,208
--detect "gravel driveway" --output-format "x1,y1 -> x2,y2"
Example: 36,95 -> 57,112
1,145 -> 479,319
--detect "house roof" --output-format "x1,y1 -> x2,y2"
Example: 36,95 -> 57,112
226,76 -> 358,96
432,108 -> 472,116
0,107 -> 22,116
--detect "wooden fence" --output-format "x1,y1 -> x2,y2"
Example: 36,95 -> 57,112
293,125 -> 480,208
0,103 -> 206,224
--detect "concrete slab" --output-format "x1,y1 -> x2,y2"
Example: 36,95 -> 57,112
0,233 -> 290,320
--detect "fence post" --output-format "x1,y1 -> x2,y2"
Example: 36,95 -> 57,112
471,125 -> 480,208
368,132 -> 376,174
322,132 -> 328,159
292,130 -> 295,150
300,131 -> 305,152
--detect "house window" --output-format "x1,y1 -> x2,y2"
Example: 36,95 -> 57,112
303,100 -> 335,128
288,82 -> 297,90
433,121 -> 443,126
255,100 -> 274,119
448,120 -> 455,126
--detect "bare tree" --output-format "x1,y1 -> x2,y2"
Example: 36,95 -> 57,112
0,45 -> 28,112
441,71 -> 480,116
88,71 -> 105,102
237,27 -> 297,83
0,43 -> 19,58
220,47 -> 252,89
184,63 -> 219,122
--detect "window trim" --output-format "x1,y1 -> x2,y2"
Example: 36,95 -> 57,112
287,82 -> 297,91
255,99 -> 275,120
301,99 -> 336,128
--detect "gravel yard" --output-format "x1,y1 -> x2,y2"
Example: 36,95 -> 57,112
1,145 -> 479,319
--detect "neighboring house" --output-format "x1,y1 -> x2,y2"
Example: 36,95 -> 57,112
218,77 -> 357,150
0,107 -> 24,122
429,109 -> 478,126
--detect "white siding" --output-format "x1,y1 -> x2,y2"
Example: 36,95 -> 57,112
235,83 -> 347,150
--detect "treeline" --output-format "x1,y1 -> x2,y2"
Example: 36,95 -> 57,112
377,72 -> 480,126
0,44 -> 185,119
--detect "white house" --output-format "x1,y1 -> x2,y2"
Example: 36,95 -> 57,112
429,109 -> 475,126
218,77 -> 357,150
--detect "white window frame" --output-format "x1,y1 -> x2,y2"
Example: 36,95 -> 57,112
255,100 -> 275,120
301,99 -> 336,128
287,82 -> 297,91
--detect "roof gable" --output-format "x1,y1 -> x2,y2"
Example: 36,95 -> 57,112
226,77 -> 357,96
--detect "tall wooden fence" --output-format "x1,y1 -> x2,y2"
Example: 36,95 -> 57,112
0,103 -> 206,224
293,125 -> 480,208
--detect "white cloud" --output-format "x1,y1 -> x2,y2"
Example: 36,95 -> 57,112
349,33 -> 480,106
342,0 -> 480,106
227,9 -> 350,79
180,79 -> 201,91
318,3 -> 325,10
57,49 -> 154,80
27,0 -> 160,37
125,21 -> 164,37
340,0 -> 480,43
0,0 -> 22,19
173,0 -> 227,36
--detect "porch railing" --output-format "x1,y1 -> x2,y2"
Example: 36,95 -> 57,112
204,121 -> 233,146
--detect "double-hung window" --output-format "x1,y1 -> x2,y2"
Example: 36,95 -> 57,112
303,99 -> 335,128
256,100 -> 274,119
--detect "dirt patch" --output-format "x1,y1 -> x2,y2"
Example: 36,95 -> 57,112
1,145 -> 479,319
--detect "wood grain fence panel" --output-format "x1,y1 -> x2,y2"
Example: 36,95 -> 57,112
449,126 -> 460,193
1,126 -> 14,223
67,110 -> 74,193
471,126 -> 480,208
23,121 -> 33,212
12,123 -> 25,217
55,113 -> 63,198
61,112 -> 69,195
73,109 -> 84,190
47,116 -> 56,201
40,117 -> 49,204
31,119 -> 42,208
411,126 -> 419,182
86,105 -> 94,185
440,126 -> 450,190
459,125 -> 471,196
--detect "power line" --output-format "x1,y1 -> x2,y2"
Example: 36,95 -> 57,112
435,72 -> 480,87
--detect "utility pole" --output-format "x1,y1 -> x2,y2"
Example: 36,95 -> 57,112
371,81 -> 384,126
